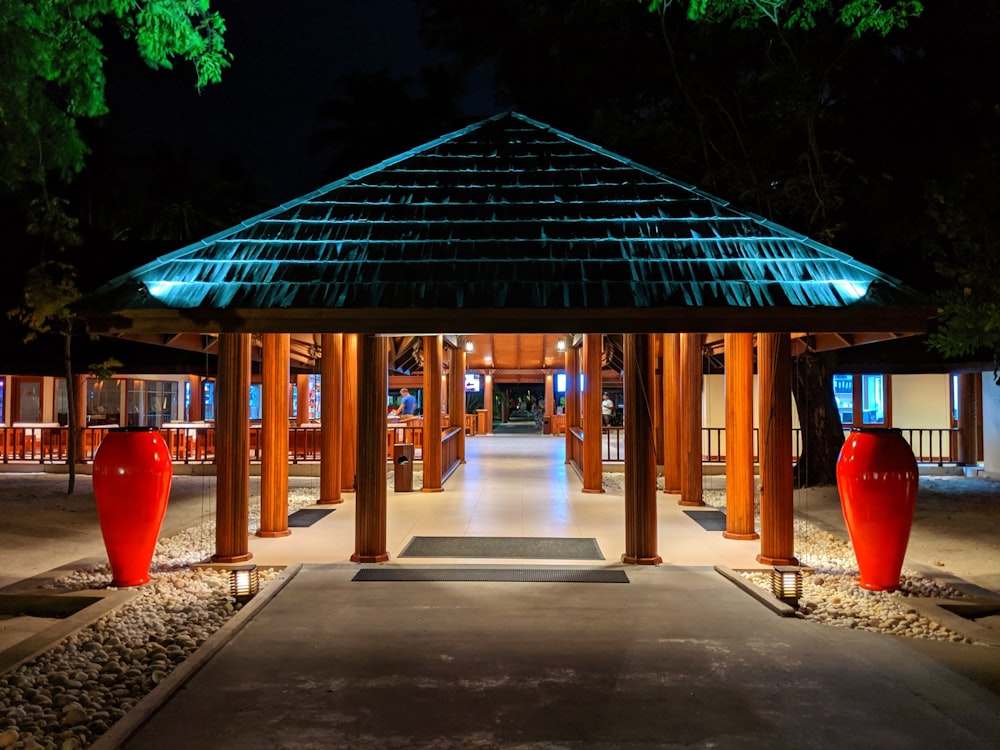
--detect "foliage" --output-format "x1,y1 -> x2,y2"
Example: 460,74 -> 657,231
0,0 -> 230,192
925,165 -> 1000,383
646,0 -> 923,36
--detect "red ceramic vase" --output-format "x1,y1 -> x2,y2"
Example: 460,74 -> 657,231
92,427 -> 173,587
835,428 -> 918,592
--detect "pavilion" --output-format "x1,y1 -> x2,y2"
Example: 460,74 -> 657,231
81,111 -> 934,567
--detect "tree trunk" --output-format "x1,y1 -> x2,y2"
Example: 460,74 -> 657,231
63,328 -> 77,494
791,350 -> 844,488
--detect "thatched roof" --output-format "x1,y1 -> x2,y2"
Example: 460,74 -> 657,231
82,111 -> 932,338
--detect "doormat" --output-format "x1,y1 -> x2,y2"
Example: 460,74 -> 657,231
352,568 -> 628,583
287,508 -> 334,527
398,536 -> 604,560
683,509 -> 727,531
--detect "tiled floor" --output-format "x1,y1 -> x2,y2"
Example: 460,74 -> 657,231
247,431 -> 772,571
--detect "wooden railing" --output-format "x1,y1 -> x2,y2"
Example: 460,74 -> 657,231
0,424 -> 962,467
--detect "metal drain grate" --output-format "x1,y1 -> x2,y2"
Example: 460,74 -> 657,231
351,568 -> 629,583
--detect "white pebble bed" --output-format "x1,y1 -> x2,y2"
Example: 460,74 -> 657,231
604,472 -> 975,645
0,474 -> 979,749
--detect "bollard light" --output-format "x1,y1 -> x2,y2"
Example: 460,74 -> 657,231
771,566 -> 802,606
230,564 -> 260,604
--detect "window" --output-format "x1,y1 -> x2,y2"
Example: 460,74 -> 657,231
126,379 -> 179,427
834,373 -> 889,426
203,381 -> 215,421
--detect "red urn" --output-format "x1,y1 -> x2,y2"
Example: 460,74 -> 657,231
92,427 -> 173,587
835,428 -> 918,592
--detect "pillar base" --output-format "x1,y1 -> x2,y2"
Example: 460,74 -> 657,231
582,487 -> 605,494
723,530 -> 759,541
317,497 -> 344,505
212,552 -> 253,564
621,554 -> 662,565
756,553 -> 799,566
662,487 -> 681,495
421,487 -> 444,493
351,552 -> 390,563
255,528 -> 291,538
678,499 -> 706,507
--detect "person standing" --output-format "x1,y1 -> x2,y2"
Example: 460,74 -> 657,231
601,393 -> 614,426
392,388 -> 417,419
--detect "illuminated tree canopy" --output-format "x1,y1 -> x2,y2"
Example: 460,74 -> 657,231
646,0 -> 924,36
0,0 -> 230,193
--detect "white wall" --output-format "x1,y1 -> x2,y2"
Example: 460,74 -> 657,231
892,374 -> 951,429
983,374 -> 1000,477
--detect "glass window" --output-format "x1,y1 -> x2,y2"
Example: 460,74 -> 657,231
833,374 -> 854,424
249,384 -> 262,421
126,379 -> 179,427
88,379 -> 122,425
861,374 -> 885,425
0,378 -> 4,423
203,381 -> 215,421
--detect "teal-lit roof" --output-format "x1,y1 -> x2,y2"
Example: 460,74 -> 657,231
83,112 -> 932,335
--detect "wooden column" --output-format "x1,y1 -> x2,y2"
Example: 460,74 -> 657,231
319,333 -> 343,504
582,333 -> 604,493
213,333 -> 252,563
957,372 -> 980,466
756,332 -> 798,565
622,334 -> 661,565
258,334 -> 291,538
351,334 -> 389,563
679,332 -> 705,506
72,374 -> 87,463
484,373 -> 494,435
187,375 -> 202,422
295,373 -> 310,425
341,333 -> 358,493
545,373 -> 554,421
450,345 -> 467,462
564,344 -> 579,462
661,334 -> 681,494
723,332 -> 758,540
422,335 -> 443,492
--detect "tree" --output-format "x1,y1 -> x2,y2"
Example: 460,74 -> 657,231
1,0 -> 230,193
3,0 -> 230,492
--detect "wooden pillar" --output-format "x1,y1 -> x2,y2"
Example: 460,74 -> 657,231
422,335 -> 443,492
319,333 -> 343,504
582,333 -> 604,493
723,333 -> 758,540
679,333 -> 705,506
661,334 -> 681,494
545,373 -> 554,421
341,333 -> 358,493
187,375 -> 202,422
258,334 -> 291,538
756,332 -> 798,566
484,373 -> 494,435
564,343 -> 579,462
295,373 -> 309,425
957,372 -> 980,466
351,334 -> 389,563
450,344 -> 467,461
213,333 -> 252,563
622,333 -> 661,565
652,335 -> 663,466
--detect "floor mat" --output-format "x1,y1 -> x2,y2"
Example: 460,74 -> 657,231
352,568 -> 628,583
287,509 -> 335,527
398,536 -> 604,560
682,509 -> 727,531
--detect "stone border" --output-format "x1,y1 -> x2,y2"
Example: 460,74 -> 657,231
714,565 -> 797,617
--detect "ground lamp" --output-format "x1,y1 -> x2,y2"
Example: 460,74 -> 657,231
230,564 -> 260,604
771,566 -> 802,606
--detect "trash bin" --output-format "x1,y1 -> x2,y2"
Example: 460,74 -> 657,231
393,443 -> 414,492
543,415 -> 552,435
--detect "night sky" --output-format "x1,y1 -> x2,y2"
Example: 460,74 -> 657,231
102,0 -> 491,203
